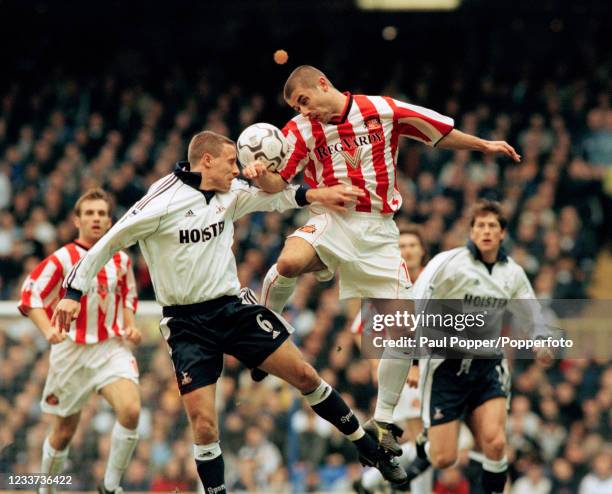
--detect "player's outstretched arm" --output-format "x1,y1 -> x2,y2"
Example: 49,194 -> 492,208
53,192 -> 168,332
232,181 -> 364,220
242,160 -> 287,193
306,185 -> 365,213
437,129 -> 521,162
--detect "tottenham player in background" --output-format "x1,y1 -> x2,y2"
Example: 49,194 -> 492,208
399,200 -> 550,494
243,65 -> 521,455
19,189 -> 141,494
51,131 -> 409,493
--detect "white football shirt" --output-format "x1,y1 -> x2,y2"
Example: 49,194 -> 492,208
65,163 -> 303,307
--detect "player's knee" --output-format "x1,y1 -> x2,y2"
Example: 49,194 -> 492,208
483,432 -> 506,459
117,402 -> 141,429
430,450 -> 458,469
276,256 -> 303,278
294,362 -> 320,393
52,422 -> 77,449
191,413 -> 218,444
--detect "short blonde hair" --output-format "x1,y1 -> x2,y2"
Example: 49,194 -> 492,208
187,130 -> 235,165
74,188 -> 112,217
283,65 -> 332,101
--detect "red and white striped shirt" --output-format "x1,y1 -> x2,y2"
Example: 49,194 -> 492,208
280,93 -> 454,214
19,241 -> 138,344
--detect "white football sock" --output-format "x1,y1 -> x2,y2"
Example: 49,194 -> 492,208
361,465 -> 384,490
398,441 -> 417,467
411,467 -> 434,494
374,357 -> 412,423
40,437 -> 69,494
104,422 -> 139,491
260,263 -> 297,313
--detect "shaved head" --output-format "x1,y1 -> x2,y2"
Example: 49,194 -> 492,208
283,65 -> 333,101
188,130 -> 235,165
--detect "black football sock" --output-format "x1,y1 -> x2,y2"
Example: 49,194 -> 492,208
482,456 -> 508,494
194,443 -> 226,494
404,456 -> 432,481
303,379 -> 360,435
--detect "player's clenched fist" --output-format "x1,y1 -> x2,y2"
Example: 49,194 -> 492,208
242,160 -> 269,180
51,299 -> 81,333
44,326 -> 67,345
123,325 -> 142,345
306,185 -> 366,213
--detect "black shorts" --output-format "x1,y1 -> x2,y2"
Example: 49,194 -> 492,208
420,357 -> 510,428
160,296 -> 292,394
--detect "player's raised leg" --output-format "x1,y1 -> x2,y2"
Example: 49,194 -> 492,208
181,384 -> 227,494
39,413 -> 80,494
260,236 -> 326,312
98,379 -> 141,494
259,338 -> 407,485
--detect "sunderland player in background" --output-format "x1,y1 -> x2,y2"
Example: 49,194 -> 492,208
242,64 -> 521,453
399,200 -> 551,494
51,131 -> 408,493
352,226 -> 434,494
19,188 -> 141,494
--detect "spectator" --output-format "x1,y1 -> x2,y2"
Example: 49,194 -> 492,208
511,463 -> 552,494
579,452 -> 612,494
434,466 -> 470,494
238,425 -> 283,490
149,458 -> 191,492
550,457 -> 578,494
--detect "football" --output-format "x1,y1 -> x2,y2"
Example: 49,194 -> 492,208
237,123 -> 288,171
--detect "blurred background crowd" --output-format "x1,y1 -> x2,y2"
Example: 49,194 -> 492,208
1,0 -> 611,492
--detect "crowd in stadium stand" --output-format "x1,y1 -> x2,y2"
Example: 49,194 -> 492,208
0,63 -> 611,493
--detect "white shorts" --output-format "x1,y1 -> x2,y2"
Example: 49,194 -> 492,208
289,208 -> 412,300
393,384 -> 422,422
41,337 -> 139,417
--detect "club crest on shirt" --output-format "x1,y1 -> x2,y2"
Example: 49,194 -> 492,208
120,208 -> 141,224
364,117 -> 382,130
180,371 -> 192,386
45,393 -> 59,405
298,224 -> 317,234
131,357 -> 139,375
